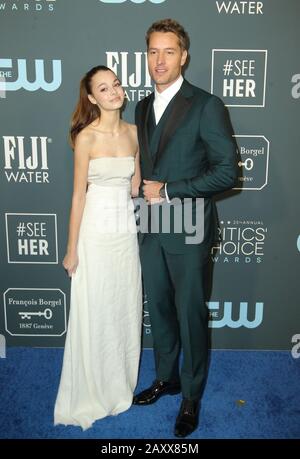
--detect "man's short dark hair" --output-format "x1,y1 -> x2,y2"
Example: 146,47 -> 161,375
146,18 -> 190,52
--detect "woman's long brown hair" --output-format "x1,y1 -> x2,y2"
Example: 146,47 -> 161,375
69,65 -> 112,149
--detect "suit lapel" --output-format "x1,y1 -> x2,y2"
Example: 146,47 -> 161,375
155,80 -> 194,165
140,92 -> 154,171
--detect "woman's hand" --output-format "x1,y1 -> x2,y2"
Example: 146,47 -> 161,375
63,251 -> 79,277
131,184 -> 140,198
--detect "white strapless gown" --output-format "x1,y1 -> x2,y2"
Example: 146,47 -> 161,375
54,156 -> 142,430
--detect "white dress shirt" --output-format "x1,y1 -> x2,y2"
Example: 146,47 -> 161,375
153,75 -> 184,124
153,75 -> 184,202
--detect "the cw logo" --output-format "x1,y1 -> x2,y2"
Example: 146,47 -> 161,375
208,301 -> 264,328
0,59 -> 62,92
99,0 -> 166,3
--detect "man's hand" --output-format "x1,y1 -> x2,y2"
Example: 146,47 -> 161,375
143,180 -> 165,204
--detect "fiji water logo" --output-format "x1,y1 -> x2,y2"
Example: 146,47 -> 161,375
3,136 -> 50,184
99,0 -> 166,3
208,301 -> 264,328
216,1 -> 264,14
106,51 -> 152,102
0,59 -> 62,92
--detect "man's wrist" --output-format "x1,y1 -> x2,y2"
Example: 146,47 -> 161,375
159,183 -> 166,199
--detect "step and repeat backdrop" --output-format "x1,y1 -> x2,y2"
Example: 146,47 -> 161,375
0,0 -> 299,350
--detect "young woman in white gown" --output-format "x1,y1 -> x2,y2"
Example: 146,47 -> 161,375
54,66 -> 142,430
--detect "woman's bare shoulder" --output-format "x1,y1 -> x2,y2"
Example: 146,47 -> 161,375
126,123 -> 139,156
130,123 -> 137,134
123,122 -> 138,145
74,127 -> 95,153
122,121 -> 137,133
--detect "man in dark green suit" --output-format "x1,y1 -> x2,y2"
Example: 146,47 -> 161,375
133,19 -> 237,437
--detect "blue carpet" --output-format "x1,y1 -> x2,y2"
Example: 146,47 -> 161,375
0,348 -> 299,439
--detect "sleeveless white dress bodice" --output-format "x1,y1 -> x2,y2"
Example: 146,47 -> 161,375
88,156 -> 135,187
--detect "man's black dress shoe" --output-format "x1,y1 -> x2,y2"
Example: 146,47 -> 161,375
174,398 -> 199,438
133,380 -> 181,405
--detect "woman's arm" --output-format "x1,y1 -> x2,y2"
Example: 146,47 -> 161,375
131,147 -> 141,198
131,127 -> 141,198
63,133 -> 90,277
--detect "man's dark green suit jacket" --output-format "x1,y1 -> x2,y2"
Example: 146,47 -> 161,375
135,79 -> 238,254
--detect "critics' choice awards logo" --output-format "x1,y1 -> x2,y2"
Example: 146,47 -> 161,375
3,136 -> 51,184
0,1 -> 56,12
215,1 -> 264,14
212,219 -> 267,264
208,301 -> 264,328
291,74 -> 300,99
106,52 -> 152,102
3,288 -> 66,337
99,0 -> 166,3
234,135 -> 269,190
5,213 -> 58,264
211,49 -> 267,107
0,59 -> 61,93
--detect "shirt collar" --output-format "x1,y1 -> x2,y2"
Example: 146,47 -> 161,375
154,75 -> 184,103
